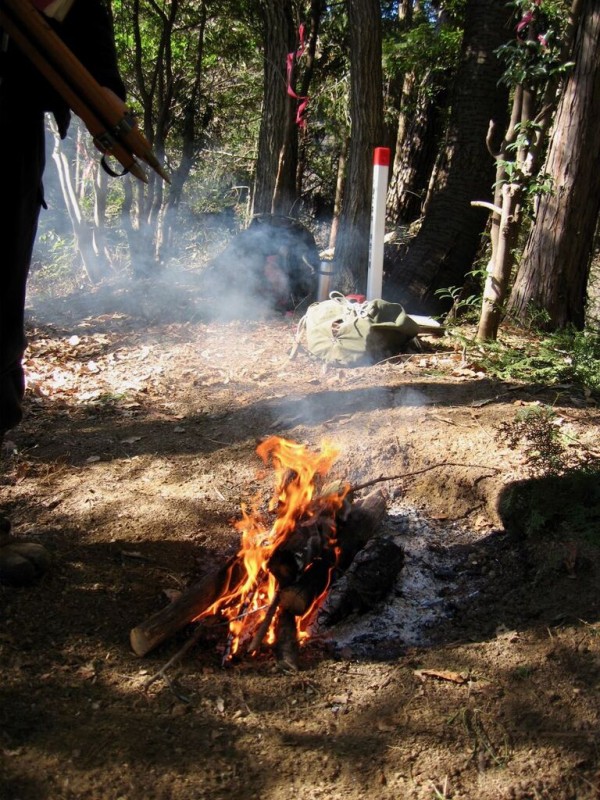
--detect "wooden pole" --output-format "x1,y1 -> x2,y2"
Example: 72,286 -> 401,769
0,0 -> 169,183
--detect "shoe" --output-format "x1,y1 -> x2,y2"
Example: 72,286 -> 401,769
0,516 -> 51,587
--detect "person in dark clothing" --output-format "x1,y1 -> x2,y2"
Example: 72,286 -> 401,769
0,0 -> 126,585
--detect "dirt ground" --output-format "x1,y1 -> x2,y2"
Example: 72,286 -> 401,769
1,272 -> 599,800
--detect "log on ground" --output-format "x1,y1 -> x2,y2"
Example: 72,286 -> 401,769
130,556 -> 245,657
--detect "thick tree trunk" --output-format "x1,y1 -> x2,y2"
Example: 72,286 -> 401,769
253,0 -> 295,216
508,0 -> 600,330
385,0 -> 511,315
332,0 -> 384,291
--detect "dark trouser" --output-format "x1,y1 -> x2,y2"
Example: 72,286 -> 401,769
0,106 -> 46,436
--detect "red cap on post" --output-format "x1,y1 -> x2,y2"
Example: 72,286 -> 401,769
373,147 -> 390,167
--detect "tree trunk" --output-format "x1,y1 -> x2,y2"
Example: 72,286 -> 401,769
385,0 -> 511,315
508,0 -> 600,330
92,157 -> 114,270
332,0 -> 384,291
476,183 -> 521,340
386,72 -> 447,225
252,0 -> 295,216
328,136 -> 349,250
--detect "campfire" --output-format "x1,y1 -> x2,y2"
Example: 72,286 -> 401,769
130,436 -> 400,670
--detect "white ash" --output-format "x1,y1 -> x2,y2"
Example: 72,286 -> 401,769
315,503 -> 483,658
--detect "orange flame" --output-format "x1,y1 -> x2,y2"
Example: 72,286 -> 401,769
195,436 -> 349,659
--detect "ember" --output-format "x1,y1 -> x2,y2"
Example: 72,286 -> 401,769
195,436 -> 350,661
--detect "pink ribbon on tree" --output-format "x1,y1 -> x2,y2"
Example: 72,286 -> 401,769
516,0 -> 542,35
286,23 -> 309,128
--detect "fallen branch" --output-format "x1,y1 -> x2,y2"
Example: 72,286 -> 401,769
350,461 -> 501,494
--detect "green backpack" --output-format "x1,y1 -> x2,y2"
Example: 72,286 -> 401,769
294,292 -> 421,366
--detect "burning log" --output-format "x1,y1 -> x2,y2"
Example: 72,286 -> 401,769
261,488 -> 387,622
270,490 -> 390,668
130,556 -> 245,657
246,591 -> 281,654
275,610 -> 300,670
279,555 -> 334,616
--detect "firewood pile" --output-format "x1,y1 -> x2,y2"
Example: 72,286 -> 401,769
130,437 -> 404,671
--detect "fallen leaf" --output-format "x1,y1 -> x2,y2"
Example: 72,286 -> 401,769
414,669 -> 469,685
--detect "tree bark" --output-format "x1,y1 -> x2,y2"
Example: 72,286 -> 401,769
385,0 -> 511,315
328,136 -> 349,250
508,0 -> 600,330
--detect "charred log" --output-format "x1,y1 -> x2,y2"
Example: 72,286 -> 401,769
336,488 -> 388,569
315,536 -> 405,630
279,550 -> 336,616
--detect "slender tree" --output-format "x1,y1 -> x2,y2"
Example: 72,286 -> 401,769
476,0 -> 582,341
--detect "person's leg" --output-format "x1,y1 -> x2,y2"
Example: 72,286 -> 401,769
0,107 -> 51,586
0,108 -> 46,434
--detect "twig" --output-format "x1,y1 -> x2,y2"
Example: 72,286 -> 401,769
143,623 -> 205,692
471,200 -> 503,215
221,573 -> 269,665
143,600 -> 273,689
350,461 -> 501,494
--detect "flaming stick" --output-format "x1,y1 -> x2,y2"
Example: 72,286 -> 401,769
0,0 -> 170,184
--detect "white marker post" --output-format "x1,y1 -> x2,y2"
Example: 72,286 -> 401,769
366,146 -> 390,301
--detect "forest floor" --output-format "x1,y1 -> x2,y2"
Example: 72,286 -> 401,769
1,270 -> 599,800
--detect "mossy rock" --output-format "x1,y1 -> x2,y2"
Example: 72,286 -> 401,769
498,470 -> 600,544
